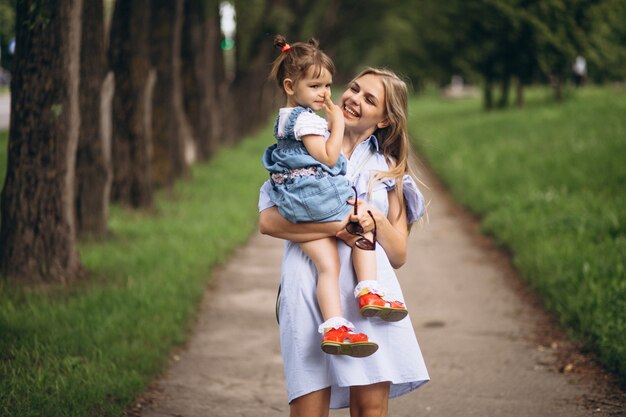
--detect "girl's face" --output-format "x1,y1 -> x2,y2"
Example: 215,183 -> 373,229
340,74 -> 388,135
284,66 -> 332,111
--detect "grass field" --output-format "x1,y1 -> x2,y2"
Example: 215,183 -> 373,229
0,126 -> 272,416
408,86 -> 626,379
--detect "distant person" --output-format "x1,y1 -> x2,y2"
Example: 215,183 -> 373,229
259,65 -> 429,414
573,55 -> 587,87
262,35 -> 410,359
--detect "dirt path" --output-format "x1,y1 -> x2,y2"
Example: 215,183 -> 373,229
0,93 -> 9,130
135,166 -> 624,417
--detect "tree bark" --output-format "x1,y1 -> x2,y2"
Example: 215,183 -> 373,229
497,75 -> 510,109
0,0 -> 84,283
109,0 -> 154,208
515,79 -> 525,108
483,79 -> 494,110
150,0 -> 190,187
75,0 -> 111,238
181,0 -> 223,161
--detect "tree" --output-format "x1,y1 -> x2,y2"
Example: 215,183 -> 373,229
0,0 -> 84,283
109,0 -> 154,208
180,0 -> 224,161
150,0 -> 191,187
75,0 -> 111,238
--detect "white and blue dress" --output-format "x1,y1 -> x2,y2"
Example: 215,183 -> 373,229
259,135 -> 430,409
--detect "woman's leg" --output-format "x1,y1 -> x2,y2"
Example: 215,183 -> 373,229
349,381 -> 391,417
299,238 -> 342,321
290,387 -> 331,417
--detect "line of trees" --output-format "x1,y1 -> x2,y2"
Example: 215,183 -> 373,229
337,0 -> 626,109
0,0 -> 332,284
1,0 -> 624,284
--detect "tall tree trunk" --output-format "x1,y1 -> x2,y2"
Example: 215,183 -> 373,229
483,79 -> 494,110
515,79 -> 525,108
150,0 -> 190,187
0,0 -> 84,283
181,0 -> 223,161
76,0 -> 111,238
552,74 -> 563,101
109,0 -> 154,208
497,75 -> 510,108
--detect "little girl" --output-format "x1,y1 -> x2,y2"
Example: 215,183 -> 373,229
262,35 -> 408,357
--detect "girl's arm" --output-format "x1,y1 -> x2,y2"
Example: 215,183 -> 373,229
336,188 -> 409,269
259,206 -> 347,242
301,94 -> 345,167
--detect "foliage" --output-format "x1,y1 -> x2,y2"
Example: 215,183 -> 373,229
0,125 -> 272,416
325,0 -> 626,100
409,86 -> 626,377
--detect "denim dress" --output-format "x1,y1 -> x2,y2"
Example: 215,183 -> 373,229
258,135 -> 430,409
261,106 -> 353,223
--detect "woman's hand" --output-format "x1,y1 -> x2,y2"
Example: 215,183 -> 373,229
346,198 -> 383,234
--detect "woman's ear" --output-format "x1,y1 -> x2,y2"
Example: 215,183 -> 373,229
283,78 -> 295,96
377,118 -> 390,129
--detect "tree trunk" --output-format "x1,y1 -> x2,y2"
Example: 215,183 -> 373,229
109,0 -> 154,208
515,79 -> 525,108
150,0 -> 190,187
552,75 -> 563,101
483,79 -> 494,110
0,0 -> 84,283
497,75 -> 510,109
76,0 -> 111,238
181,0 -> 223,161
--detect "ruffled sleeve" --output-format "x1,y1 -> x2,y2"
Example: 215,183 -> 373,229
258,180 -> 276,212
401,175 -> 425,224
380,175 -> 425,224
293,111 -> 329,141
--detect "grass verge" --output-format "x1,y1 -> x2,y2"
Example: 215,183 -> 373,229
409,86 -> 626,379
0,125 -> 272,416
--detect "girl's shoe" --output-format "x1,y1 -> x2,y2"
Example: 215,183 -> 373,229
359,292 -> 408,322
321,326 -> 378,358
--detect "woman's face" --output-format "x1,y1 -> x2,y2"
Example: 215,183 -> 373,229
340,74 -> 388,135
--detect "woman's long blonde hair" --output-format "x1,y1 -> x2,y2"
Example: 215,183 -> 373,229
351,67 -> 416,218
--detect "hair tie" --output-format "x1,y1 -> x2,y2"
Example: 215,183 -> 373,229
281,43 -> 291,52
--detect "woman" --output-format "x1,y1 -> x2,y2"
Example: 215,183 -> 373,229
259,68 -> 429,416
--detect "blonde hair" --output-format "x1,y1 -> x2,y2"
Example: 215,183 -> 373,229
350,67 -> 417,218
269,35 -> 335,91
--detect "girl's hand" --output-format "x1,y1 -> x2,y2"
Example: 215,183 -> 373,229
346,199 -> 381,233
323,93 -> 344,132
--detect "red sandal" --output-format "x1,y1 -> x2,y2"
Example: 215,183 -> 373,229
359,292 -> 408,322
321,326 -> 378,358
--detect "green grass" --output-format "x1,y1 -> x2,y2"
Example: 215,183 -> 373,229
0,125 -> 272,416
409,86 -> 626,378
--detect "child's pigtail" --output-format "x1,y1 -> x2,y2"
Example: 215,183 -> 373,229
269,34 -> 289,87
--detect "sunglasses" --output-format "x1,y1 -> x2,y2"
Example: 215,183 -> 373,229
346,186 -> 377,251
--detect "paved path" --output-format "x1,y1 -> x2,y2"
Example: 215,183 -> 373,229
0,93 -> 9,130
136,166 -> 623,416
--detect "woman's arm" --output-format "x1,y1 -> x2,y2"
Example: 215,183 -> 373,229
259,207 -> 347,242
336,188 -> 409,269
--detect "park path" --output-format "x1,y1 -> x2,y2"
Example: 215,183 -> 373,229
0,93 -> 9,130
134,164 -> 623,417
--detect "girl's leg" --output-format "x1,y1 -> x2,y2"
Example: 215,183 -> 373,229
352,234 -> 408,322
299,238 -> 341,321
351,232 -> 377,284
349,381 -> 390,417
290,387 -> 331,417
